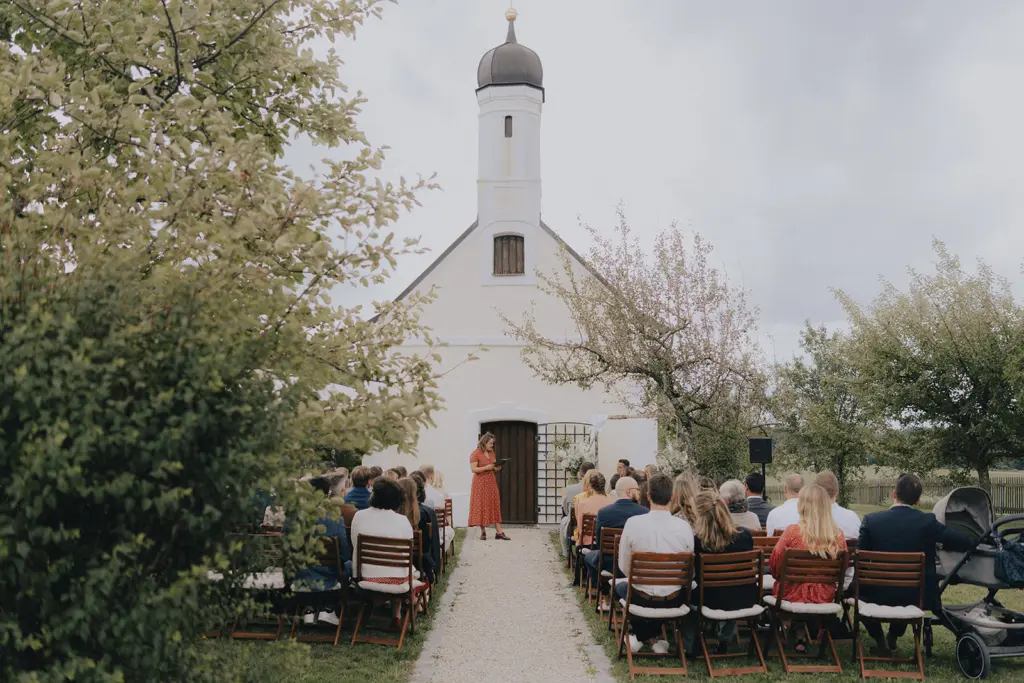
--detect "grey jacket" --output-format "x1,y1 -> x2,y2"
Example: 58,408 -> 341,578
563,482 -> 583,517
746,496 -> 775,528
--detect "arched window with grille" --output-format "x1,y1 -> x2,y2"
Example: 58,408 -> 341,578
493,234 -> 525,276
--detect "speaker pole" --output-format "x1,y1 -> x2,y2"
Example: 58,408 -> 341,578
761,462 -> 767,502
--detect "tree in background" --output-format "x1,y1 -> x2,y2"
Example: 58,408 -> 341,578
503,210 -> 768,480
836,241 -> 1024,491
1,0 -> 439,680
773,324 -> 879,506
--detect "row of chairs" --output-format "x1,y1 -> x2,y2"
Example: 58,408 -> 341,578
219,500 -> 457,650
576,522 -> 927,680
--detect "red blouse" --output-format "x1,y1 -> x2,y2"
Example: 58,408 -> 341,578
769,524 -> 847,604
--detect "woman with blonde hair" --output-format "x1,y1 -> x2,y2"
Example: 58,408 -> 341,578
468,432 -> 509,540
670,471 -> 699,522
692,488 -> 756,653
575,471 -> 614,547
571,469 -> 597,545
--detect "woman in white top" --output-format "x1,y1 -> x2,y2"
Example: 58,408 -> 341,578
351,478 -> 415,623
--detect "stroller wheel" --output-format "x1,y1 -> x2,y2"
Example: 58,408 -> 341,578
956,633 -> 992,680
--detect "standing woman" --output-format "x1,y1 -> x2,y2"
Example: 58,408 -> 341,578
468,432 -> 510,541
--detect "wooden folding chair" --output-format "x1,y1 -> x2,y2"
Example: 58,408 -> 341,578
412,529 -> 432,610
589,526 -> 623,611
754,536 -> 780,595
289,536 -> 349,646
230,533 -> 288,641
444,498 -> 455,556
751,529 -> 767,537
763,548 -> 847,673
351,535 -> 427,649
850,551 -> 927,680
434,506 -> 449,574
697,550 -> 768,677
576,513 -> 597,591
567,511 -> 579,570
617,552 -> 695,680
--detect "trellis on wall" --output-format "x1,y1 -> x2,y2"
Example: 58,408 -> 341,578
535,422 -> 597,524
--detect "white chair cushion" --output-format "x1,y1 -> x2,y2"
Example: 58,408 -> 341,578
600,570 -> 613,578
762,575 -> 775,592
243,570 -> 285,590
763,595 -> 841,615
844,598 -> 925,620
444,525 -> 456,538
619,598 -> 691,619
291,580 -> 342,593
702,605 -> 765,620
357,579 -> 425,595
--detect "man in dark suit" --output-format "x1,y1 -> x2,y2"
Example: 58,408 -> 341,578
858,474 -> 975,654
744,472 -> 774,527
584,476 -> 648,600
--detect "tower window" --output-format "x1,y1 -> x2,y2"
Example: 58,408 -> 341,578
504,115 -> 513,138
493,235 -> 525,275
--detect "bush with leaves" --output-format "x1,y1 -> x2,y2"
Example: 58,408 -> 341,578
1,0 -> 441,679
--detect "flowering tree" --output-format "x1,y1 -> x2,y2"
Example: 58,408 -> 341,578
504,210 -> 769,479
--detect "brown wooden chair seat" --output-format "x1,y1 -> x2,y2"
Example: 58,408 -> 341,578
697,550 -> 768,677
350,534 -> 427,649
763,548 -> 846,674
617,552 -> 695,679
850,550 -> 927,680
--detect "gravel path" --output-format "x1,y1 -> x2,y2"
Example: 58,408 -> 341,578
412,527 -> 613,683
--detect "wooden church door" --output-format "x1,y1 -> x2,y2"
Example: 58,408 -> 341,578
481,421 -> 538,524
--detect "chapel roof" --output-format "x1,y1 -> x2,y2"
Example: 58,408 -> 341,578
476,8 -> 544,92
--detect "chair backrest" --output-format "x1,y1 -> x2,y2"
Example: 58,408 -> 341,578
845,537 -> 859,568
355,534 -> 414,582
753,535 -> 780,552
444,498 -> 453,524
625,552 -> 694,599
434,507 -> 447,526
339,503 -> 358,529
698,550 -> 763,607
312,536 -> 342,574
597,526 -> 624,568
750,529 -> 767,537
413,530 -> 423,570
776,548 -> 846,600
854,551 -> 927,609
580,513 -> 597,543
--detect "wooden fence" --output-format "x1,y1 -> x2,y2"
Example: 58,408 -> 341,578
764,476 -> 1024,515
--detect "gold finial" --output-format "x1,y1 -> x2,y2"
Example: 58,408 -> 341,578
505,6 -> 518,22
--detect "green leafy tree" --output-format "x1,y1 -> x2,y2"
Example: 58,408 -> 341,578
503,210 -> 769,480
1,0 -> 441,680
836,241 -> 1024,491
773,324 -> 879,506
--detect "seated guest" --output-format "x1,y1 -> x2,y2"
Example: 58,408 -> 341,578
571,470 -> 598,546
252,488 -> 274,527
644,464 -> 661,478
745,472 -> 775,527
385,467 -> 402,481
367,465 -> 383,486
720,479 -> 762,531
576,472 -> 615,547
692,489 -> 755,653
670,472 -> 698,522
419,464 -> 446,509
858,474 -> 974,655
637,481 -> 650,509
814,471 -> 861,538
585,476 -> 647,602
395,466 -> 408,478
561,462 -> 596,559
770,484 -> 847,653
765,473 -> 804,536
351,479 -> 415,626
343,466 -> 372,510
616,459 -> 631,477
609,473 -> 621,499
617,473 -> 696,655
295,476 -> 352,626
398,477 -> 439,584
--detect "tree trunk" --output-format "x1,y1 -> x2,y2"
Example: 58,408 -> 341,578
977,463 -> 991,493
836,456 -> 848,508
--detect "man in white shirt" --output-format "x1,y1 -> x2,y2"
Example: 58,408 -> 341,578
418,464 -> 446,509
814,471 -> 862,538
765,473 -> 804,536
616,473 -> 695,655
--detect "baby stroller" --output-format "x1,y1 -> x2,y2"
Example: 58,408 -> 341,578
929,487 -> 1024,679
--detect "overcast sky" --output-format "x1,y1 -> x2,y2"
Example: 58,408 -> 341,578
286,1 -> 1024,363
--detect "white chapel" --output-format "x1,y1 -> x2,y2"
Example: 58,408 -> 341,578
367,10 -> 657,525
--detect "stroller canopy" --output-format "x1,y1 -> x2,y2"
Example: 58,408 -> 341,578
933,487 -> 993,542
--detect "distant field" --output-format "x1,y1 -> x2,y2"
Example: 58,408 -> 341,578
765,467 -> 1024,485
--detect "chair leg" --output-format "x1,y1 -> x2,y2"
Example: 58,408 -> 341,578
350,602 -> 368,645
674,620 -> 689,675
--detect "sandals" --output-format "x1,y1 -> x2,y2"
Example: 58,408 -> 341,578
480,531 -> 487,540
495,532 -> 511,541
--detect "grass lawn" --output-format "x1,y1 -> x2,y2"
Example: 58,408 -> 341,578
206,529 -> 466,683
552,531 -> 1024,682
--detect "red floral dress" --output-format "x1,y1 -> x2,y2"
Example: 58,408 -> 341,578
468,448 -> 502,527
769,525 -> 847,603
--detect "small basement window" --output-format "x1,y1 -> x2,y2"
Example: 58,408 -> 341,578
504,115 -> 513,138
493,234 -> 525,275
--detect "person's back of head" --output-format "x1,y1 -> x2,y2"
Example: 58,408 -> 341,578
719,479 -> 747,509
395,466 -> 408,478
616,476 -> 639,500
895,473 -> 923,506
648,473 -> 674,508
310,476 -> 331,497
785,473 -> 804,498
670,471 -> 698,520
633,470 -> 648,484
745,472 -> 766,496
351,466 -> 370,489
813,471 -> 840,502
368,465 -> 383,483
693,488 -> 739,552
385,468 -> 402,481
588,471 -> 607,496
396,477 -> 420,527
419,464 -> 436,483
579,461 -> 596,480
369,478 -> 404,512
645,464 -> 660,477
409,470 -> 427,487
797,484 -> 842,558
609,473 -> 620,496
328,474 -> 347,499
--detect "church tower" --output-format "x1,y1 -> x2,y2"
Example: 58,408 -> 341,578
475,8 -> 544,284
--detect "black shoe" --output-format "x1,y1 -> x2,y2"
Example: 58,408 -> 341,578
886,632 -> 899,653
870,639 -> 893,657
714,641 -> 729,656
